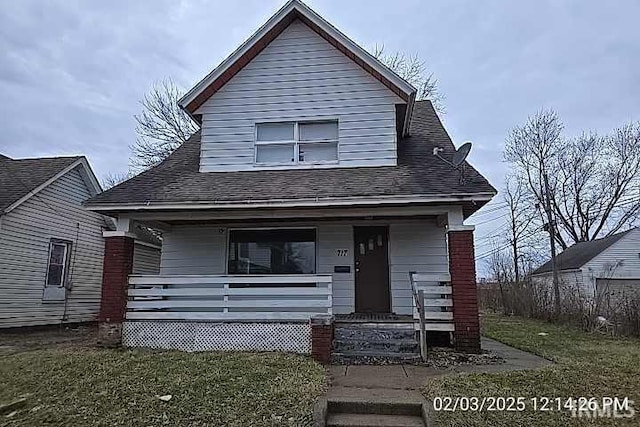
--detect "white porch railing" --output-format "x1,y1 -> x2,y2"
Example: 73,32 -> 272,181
409,272 -> 455,333
126,274 -> 333,322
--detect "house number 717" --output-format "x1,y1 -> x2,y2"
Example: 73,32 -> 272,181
336,249 -> 348,257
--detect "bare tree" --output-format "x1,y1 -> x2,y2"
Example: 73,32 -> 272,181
131,78 -> 199,172
101,171 -> 133,190
505,110 -> 640,248
484,241 -> 513,315
554,126 -> 640,241
371,45 -> 444,112
503,176 -> 538,283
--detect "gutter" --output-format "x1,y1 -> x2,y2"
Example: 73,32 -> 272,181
85,192 -> 496,212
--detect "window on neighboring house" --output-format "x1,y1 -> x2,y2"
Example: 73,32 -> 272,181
46,240 -> 71,287
255,120 -> 338,165
228,229 -> 316,277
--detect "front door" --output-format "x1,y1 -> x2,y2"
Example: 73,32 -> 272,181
354,226 -> 390,313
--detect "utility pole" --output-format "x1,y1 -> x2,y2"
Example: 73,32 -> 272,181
510,212 -> 520,285
542,172 -> 561,318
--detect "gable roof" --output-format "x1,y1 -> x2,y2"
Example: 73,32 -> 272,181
0,154 -> 102,214
85,101 -> 496,216
178,0 -> 416,135
531,228 -> 636,275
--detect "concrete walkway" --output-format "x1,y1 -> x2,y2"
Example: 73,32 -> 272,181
327,337 -> 552,399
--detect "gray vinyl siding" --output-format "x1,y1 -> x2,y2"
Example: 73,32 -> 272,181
582,229 -> 640,294
532,230 -> 640,296
157,220 -> 448,315
596,278 -> 640,303
160,225 -> 226,275
132,243 -> 161,275
317,224 -> 353,314
197,19 -> 403,172
531,271 -> 584,292
0,167 -> 107,328
389,221 -> 449,315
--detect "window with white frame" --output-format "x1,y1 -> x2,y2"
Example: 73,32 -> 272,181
255,120 -> 338,164
45,239 -> 71,287
228,229 -> 316,276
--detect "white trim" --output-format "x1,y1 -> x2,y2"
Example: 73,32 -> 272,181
128,274 -> 333,285
402,92 -> 416,137
4,157 -> 102,214
411,273 -> 451,283
254,119 -> 339,166
76,157 -> 104,195
178,0 -> 415,110
103,231 -> 137,238
134,240 -> 162,250
226,226 -> 318,275
45,240 -> 71,288
127,287 -> 330,297
86,193 -> 496,212
447,224 -> 476,232
125,312 -> 320,322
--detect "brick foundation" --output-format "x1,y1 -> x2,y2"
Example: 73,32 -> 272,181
448,230 -> 481,353
310,315 -> 334,363
98,236 -> 134,346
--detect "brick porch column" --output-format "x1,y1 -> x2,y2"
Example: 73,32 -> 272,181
448,228 -> 481,353
310,314 -> 334,363
97,233 -> 135,347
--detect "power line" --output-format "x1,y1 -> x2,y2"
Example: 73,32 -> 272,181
474,195 -> 640,262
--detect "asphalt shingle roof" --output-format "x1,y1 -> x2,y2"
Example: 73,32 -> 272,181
0,154 -> 81,213
86,101 -> 496,212
531,229 -> 635,275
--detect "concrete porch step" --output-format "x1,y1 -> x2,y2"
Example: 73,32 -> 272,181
333,338 -> 419,354
332,322 -> 421,364
332,350 -> 421,360
334,327 -> 416,342
326,413 -> 425,427
328,399 -> 423,416
335,338 -> 419,346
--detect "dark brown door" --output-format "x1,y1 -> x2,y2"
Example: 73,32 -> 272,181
354,226 -> 390,313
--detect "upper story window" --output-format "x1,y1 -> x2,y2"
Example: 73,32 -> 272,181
255,120 -> 338,165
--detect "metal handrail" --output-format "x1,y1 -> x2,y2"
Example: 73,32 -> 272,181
409,272 -> 427,361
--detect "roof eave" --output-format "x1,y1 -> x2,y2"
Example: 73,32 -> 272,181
402,91 -> 417,137
3,157 -> 102,215
85,192 -> 496,213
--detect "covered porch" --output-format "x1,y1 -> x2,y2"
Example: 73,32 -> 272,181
95,203 -> 480,356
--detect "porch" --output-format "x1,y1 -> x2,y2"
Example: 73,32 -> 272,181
96,205 -> 481,356
120,271 -> 453,352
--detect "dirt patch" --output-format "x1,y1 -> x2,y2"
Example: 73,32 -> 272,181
0,324 -> 97,354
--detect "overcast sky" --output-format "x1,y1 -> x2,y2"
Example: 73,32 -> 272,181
1,0 -> 639,274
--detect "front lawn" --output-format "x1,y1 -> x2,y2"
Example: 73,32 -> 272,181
0,347 -> 326,426
423,314 -> 640,426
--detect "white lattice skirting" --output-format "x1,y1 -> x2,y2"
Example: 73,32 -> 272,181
122,321 -> 312,353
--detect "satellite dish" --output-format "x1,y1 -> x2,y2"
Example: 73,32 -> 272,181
452,142 -> 472,167
433,141 -> 473,169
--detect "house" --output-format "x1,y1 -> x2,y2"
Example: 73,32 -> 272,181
531,228 -> 640,299
0,154 -> 161,328
84,0 -> 496,358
